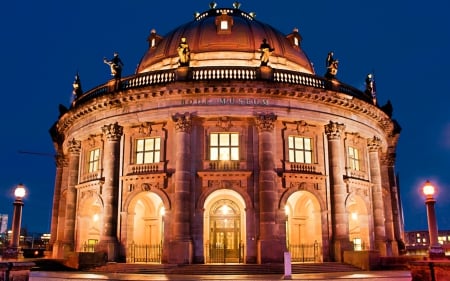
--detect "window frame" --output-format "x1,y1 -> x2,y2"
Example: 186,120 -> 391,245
209,132 -> 240,161
135,137 -> 161,164
287,135 -> 313,164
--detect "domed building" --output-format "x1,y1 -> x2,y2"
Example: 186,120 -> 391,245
49,2 -> 404,265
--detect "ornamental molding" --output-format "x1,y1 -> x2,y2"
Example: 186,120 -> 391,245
172,112 -> 193,133
102,122 -> 123,141
324,121 -> 345,139
255,112 -> 277,132
67,138 -> 81,154
367,136 -> 382,152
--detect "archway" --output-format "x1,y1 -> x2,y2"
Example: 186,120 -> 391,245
347,195 -> 370,251
126,191 -> 164,263
203,189 -> 246,264
285,190 -> 322,262
77,194 -> 103,252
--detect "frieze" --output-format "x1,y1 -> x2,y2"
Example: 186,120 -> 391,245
207,179 -> 241,189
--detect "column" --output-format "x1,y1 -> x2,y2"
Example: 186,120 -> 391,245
99,122 -> 123,261
381,152 -> 401,255
367,137 -> 387,256
169,113 -> 193,264
61,138 -> 81,257
49,153 -> 66,252
324,121 -> 349,262
256,113 -> 284,263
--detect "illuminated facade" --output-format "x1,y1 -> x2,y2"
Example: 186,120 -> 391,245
49,3 -> 404,264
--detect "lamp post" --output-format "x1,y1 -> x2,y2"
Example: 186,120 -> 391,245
7,183 -> 26,258
422,180 -> 445,259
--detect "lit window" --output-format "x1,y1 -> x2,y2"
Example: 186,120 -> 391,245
416,233 -> 421,237
348,147 -> 360,171
88,149 -> 100,173
136,137 -> 161,164
210,133 -> 239,161
221,20 -> 228,30
416,238 -> 421,243
288,136 -> 313,163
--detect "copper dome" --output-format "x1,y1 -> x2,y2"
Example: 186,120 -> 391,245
136,7 -> 314,74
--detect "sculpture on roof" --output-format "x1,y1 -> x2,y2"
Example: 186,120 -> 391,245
72,73 -> 83,98
259,39 -> 275,66
103,52 -> 124,79
177,37 -> 191,67
365,73 -> 377,104
325,51 -> 338,79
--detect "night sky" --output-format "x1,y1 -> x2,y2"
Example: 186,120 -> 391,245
0,1 -> 449,234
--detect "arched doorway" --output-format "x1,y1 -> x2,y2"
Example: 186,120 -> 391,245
77,194 -> 103,252
285,190 -> 322,262
347,195 -> 370,251
126,191 -> 164,263
203,189 -> 246,264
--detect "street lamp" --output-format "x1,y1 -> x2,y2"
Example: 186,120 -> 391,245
422,180 -> 445,259
7,183 -> 26,258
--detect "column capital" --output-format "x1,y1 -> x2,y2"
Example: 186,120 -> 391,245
255,112 -> 277,132
55,153 -> 68,168
367,136 -> 382,152
102,122 -> 123,141
67,138 -> 81,154
381,152 -> 396,166
324,121 -> 345,139
172,112 -> 192,133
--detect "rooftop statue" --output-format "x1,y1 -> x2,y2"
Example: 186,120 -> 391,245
259,39 -> 274,66
325,51 -> 338,79
103,52 -> 124,79
177,37 -> 191,67
365,73 -> 377,104
72,73 -> 83,97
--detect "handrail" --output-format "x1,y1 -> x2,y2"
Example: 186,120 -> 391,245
72,66 -> 373,107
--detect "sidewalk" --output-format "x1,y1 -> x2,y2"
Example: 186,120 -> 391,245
30,270 -> 411,281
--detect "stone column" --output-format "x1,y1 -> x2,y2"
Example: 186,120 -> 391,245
99,122 -> 123,261
61,138 -> 81,257
324,121 -> 349,262
367,137 -> 387,256
169,113 -> 193,264
255,113 -> 284,263
49,154 -> 66,251
381,152 -> 401,255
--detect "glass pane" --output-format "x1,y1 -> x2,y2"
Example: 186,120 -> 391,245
288,136 -> 294,149
296,151 -> 304,163
289,150 -> 295,162
348,147 -> 354,157
154,151 -> 160,163
304,138 -> 311,150
231,147 -> 239,160
144,152 -> 153,163
146,138 -> 154,150
231,133 -> 239,146
219,147 -> 230,160
220,133 -> 229,146
295,137 -> 303,149
210,134 -> 218,146
305,152 -> 312,163
154,138 -> 161,149
136,153 -> 143,164
210,148 -> 218,160
137,139 -> 144,151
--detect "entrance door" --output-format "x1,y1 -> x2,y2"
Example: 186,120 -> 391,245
209,200 -> 241,263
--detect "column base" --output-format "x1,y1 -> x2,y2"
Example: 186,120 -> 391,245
333,239 -> 352,262
167,240 -> 193,264
257,239 -> 284,263
97,238 -> 119,262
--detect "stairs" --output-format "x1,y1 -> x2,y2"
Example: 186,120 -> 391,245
89,262 -> 362,275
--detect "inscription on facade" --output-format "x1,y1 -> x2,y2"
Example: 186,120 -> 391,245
181,98 -> 269,106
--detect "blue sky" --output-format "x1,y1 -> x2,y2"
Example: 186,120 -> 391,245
0,1 -> 449,234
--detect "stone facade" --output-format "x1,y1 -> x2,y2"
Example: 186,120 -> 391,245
49,5 -> 404,264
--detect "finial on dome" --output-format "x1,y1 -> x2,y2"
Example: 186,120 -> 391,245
293,27 -> 299,33
233,2 -> 241,9
209,2 -> 217,9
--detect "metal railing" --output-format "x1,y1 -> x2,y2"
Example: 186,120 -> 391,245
206,243 -> 245,264
127,242 -> 162,263
288,242 -> 321,263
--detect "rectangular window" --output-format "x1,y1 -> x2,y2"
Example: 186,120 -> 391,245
348,146 -> 360,171
210,133 -> 239,161
220,20 -> 228,30
88,148 -> 100,173
288,136 -> 313,163
136,137 -> 161,164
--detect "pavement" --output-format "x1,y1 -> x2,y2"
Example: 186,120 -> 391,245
30,270 -> 412,281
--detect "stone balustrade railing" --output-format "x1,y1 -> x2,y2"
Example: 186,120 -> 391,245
72,66 -> 373,107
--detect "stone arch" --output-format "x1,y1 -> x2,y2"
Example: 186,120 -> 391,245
346,193 -> 371,250
76,192 -> 103,251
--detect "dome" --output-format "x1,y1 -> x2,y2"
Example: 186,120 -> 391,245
136,7 -> 314,74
